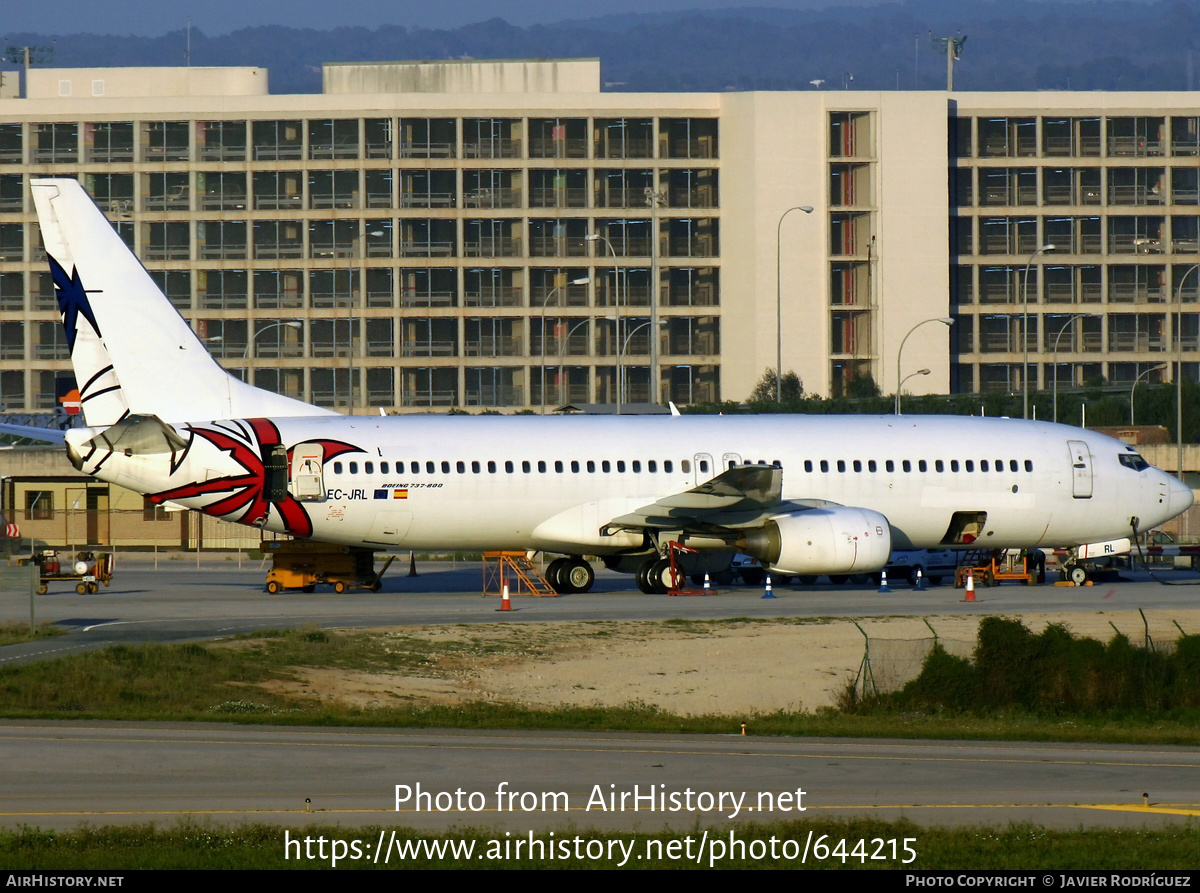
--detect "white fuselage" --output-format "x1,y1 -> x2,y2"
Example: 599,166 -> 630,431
68,413 -> 1191,558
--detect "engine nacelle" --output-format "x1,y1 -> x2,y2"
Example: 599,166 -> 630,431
737,506 -> 892,575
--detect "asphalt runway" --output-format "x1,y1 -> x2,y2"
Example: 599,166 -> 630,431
3,559 -> 1200,664
2,722 -> 1198,833
3,559 -> 1200,838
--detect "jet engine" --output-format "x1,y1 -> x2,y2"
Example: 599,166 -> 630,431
737,506 -> 892,575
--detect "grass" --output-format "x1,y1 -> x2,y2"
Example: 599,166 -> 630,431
3,625 -> 1200,743
0,621 -> 66,647
1,819 -> 1198,869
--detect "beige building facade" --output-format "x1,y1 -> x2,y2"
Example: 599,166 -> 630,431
0,60 -> 1195,413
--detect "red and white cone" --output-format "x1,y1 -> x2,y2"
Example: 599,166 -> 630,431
963,569 -> 976,602
498,583 -> 512,612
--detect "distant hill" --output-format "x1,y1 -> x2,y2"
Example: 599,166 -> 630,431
2,0 -> 1197,94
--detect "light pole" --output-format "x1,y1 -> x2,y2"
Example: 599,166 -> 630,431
895,317 -> 953,414
898,369 -> 930,411
586,232 -> 621,412
1175,263 -> 1199,483
776,205 -> 814,403
619,320 -> 667,403
557,317 -> 595,408
1050,313 -> 1097,424
242,320 -> 302,381
539,276 -> 589,413
343,228 -> 384,415
645,186 -> 666,404
1022,242 -> 1055,419
1131,363 -> 1168,426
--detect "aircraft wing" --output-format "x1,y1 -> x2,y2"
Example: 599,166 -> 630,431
0,423 -> 67,445
602,464 -> 786,533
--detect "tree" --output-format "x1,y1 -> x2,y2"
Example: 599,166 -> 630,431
749,368 -> 802,402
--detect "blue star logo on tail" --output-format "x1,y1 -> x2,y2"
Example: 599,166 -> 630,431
48,254 -> 102,353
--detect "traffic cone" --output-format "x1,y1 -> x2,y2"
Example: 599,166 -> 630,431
408,551 -> 418,577
762,575 -> 775,599
877,569 -> 891,593
703,572 -> 711,592
498,583 -> 512,612
914,567 -> 927,591
963,569 -> 976,602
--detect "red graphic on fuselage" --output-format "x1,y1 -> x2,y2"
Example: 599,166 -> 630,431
148,418 -> 362,538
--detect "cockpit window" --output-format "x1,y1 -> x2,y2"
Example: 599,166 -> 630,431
1119,452 -> 1150,472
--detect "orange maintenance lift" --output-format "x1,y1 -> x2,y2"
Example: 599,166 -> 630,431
954,549 -> 1036,588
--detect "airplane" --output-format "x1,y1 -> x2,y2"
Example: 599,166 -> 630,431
23,177 -> 1195,593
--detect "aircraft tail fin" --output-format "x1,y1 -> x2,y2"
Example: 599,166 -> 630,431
30,178 -> 332,425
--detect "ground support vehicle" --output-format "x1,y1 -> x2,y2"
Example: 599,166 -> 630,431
263,540 -> 392,593
29,550 -> 114,594
954,549 -> 1037,587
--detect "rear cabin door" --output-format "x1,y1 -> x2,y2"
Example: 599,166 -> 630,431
290,443 -> 326,501
1067,440 -> 1093,498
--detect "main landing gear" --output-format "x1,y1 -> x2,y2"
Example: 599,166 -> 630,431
545,556 -> 595,593
635,556 -> 679,594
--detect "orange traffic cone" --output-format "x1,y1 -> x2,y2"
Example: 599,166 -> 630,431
963,569 -> 976,602
498,583 -> 512,612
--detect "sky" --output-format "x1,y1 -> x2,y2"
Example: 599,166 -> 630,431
0,0 -> 998,37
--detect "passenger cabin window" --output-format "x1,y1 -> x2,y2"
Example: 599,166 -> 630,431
885,460 -> 894,472
380,462 -> 389,474
617,460 -> 625,472
902,460 -> 911,472
820,460 -> 829,472
456,461 -> 465,474
586,460 -> 595,473
868,460 -> 877,472
935,460 -> 944,473
804,460 -> 813,472
505,461 -> 514,473
471,461 -> 480,473
980,460 -> 989,472
522,461 -> 531,473
837,460 -> 846,472
349,462 -> 358,474
538,461 -> 547,473
426,461 -> 435,474
632,460 -> 641,472
602,460 -> 611,472
1025,460 -> 1034,472
441,461 -> 451,474
333,462 -> 342,474
664,460 -> 673,473
682,460 -> 691,473
1009,460 -> 1018,472
918,460 -> 927,472
853,460 -> 862,472
488,461 -> 497,473
365,462 -> 374,474
555,460 -> 564,472
571,461 -> 580,473
648,461 -> 657,472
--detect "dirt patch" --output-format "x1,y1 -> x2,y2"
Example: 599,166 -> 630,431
250,610 -> 1200,716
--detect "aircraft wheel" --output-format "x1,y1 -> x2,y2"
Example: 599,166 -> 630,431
849,573 -> 869,585
545,558 -> 570,593
798,575 -> 818,586
564,559 -> 594,593
76,583 -> 88,595
333,581 -> 347,594
266,580 -> 282,594
714,569 -> 735,586
649,558 -> 676,593
1070,566 -> 1088,586
773,574 -> 794,586
828,575 -> 848,585
635,558 -> 657,594
741,568 -> 765,586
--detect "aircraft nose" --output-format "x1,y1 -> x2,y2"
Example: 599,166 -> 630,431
1170,474 -> 1195,517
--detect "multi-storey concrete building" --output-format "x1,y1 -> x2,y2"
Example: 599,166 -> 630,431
0,59 -> 1195,414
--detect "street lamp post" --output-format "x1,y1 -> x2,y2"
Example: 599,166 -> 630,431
242,320 -> 303,381
539,276 -> 589,413
1022,242 -> 1055,419
1175,264 -> 1199,483
1050,313 -> 1097,424
895,317 -> 954,414
645,186 -> 666,404
619,320 -> 667,403
586,233 -> 621,412
558,317 -> 595,408
1131,363 -> 1168,426
776,205 -> 814,403
345,228 -> 384,415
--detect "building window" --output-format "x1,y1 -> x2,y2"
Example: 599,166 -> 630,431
25,491 -> 52,521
